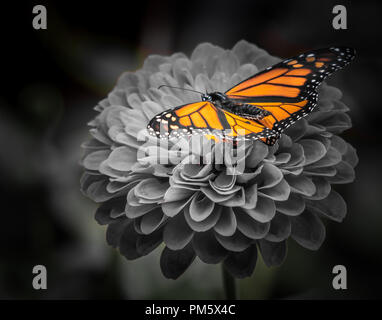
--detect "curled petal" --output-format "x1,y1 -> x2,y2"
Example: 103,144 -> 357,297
164,187 -> 194,202
219,187 -> 246,207
125,203 -> 159,219
140,207 -> 165,235
201,186 -> 237,203
184,205 -> 221,232
134,178 -> 168,201
161,194 -> 194,217
242,183 -> 258,209
211,171 -> 236,191
189,193 -> 215,222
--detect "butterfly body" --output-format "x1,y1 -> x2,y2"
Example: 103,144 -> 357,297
202,92 -> 271,121
147,46 -> 355,145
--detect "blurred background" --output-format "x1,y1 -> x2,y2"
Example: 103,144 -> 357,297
0,0 -> 381,299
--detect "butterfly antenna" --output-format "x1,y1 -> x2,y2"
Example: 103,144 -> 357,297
157,85 -> 203,95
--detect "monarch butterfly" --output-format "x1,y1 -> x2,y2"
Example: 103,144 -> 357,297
147,47 -> 355,145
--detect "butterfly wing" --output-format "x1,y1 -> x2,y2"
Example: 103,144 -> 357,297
147,101 -> 277,141
225,47 -> 355,136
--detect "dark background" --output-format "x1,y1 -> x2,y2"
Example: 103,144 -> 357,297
0,0 -> 381,299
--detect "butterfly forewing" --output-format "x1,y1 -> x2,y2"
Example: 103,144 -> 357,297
225,47 -> 355,134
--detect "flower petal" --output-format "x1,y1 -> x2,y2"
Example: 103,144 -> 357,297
83,150 -> 110,170
184,205 -> 221,232
163,212 -> 194,250
275,193 -> 306,216
242,183 -> 258,209
119,222 -> 141,260
107,146 -> 138,171
299,139 -> 327,166
343,143 -> 358,168
164,187 -> 194,202
160,244 -> 196,279
258,179 -> 290,201
136,228 -> 163,256
285,175 -> 316,197
305,147 -> 342,169
245,142 -> 268,168
219,187 -> 246,207
235,208 -> 270,239
95,197 -> 126,225
140,207 -> 165,235
201,186 -> 237,203
106,219 -> 130,248
264,213 -> 291,242
215,230 -> 253,252
257,163 -> 283,189
214,207 -> 237,237
161,195 -> 194,218
189,193 -> 215,222
327,161 -> 355,184
192,231 -> 228,263
134,178 -> 168,201
290,211 -> 326,250
258,239 -> 287,267
304,177 -> 331,200
223,245 -> 258,278
243,196 -> 276,223
307,190 -> 347,222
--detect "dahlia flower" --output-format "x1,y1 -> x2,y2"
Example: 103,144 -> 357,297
80,40 -> 357,280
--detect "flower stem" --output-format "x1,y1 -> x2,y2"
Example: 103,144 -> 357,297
222,265 -> 238,300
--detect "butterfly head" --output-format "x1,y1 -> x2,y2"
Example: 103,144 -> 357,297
201,92 -> 227,102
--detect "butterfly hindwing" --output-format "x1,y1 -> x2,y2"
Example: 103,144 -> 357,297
147,101 -> 278,141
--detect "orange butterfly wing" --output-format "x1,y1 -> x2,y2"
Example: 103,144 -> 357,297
147,101 -> 276,141
225,47 -> 355,137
